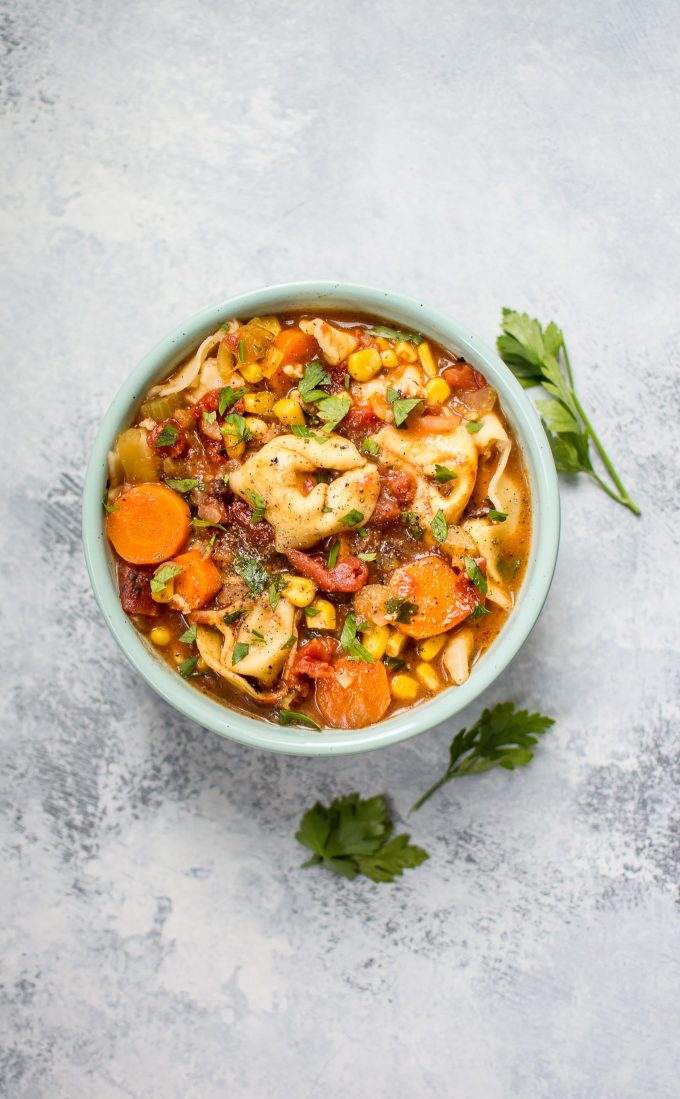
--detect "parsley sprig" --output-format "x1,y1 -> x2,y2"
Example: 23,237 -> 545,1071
340,612 -> 375,662
296,794 -> 429,883
410,702 -> 555,812
497,308 -> 640,515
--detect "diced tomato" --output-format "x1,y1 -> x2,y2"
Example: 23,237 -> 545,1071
230,500 -> 276,550
288,638 -> 339,693
443,363 -> 487,390
300,474 -> 316,496
285,548 -> 369,592
383,469 -> 416,505
118,563 -> 159,617
343,405 -> 383,444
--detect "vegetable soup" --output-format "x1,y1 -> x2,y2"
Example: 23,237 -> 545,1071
105,313 -> 531,730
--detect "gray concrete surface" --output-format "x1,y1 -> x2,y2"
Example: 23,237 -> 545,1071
2,1 -> 679,1096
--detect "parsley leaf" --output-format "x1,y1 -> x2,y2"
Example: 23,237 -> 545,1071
487,509 -> 507,522
466,419 -> 483,434
384,597 -> 419,624
223,609 -> 244,625
464,555 -> 488,596
341,509 -> 364,527
431,509 -> 448,543
296,793 -> 429,882
291,424 -> 326,442
468,603 -> 491,620
340,612 -> 375,662
434,464 -> 457,483
165,477 -> 202,493
218,385 -> 247,416
191,518 -> 227,532
367,325 -> 423,345
221,412 -> 252,446
232,642 -> 249,665
411,702 -> 556,811
238,338 -> 246,362
233,556 -> 268,596
153,424 -> 179,447
304,606 -> 321,618
178,655 -> 198,678
281,635 -> 296,649
102,493 -> 119,514
251,629 -> 265,643
357,551 -> 377,562
267,573 -> 287,609
386,386 -> 423,427
150,563 -> 183,593
316,393 -> 351,432
244,489 -> 267,523
327,540 -> 340,569
402,511 -> 424,540
497,308 -> 640,515
298,359 -> 332,403
279,709 -> 322,731
361,437 -> 380,456
178,624 -> 197,644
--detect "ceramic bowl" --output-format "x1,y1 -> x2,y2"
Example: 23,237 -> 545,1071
82,282 -> 560,755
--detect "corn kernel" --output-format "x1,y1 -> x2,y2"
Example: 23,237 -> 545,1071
374,337 -> 390,351
425,377 -> 452,405
380,349 -> 398,368
273,398 -> 306,426
243,391 -> 277,416
226,440 -> 246,459
244,416 -> 269,442
240,362 -> 264,384
390,673 -> 420,701
395,341 -> 418,364
418,341 -> 438,377
361,624 -> 390,660
385,628 -> 408,658
348,347 -> 382,382
151,576 -> 174,604
415,661 -> 441,692
282,574 -> 317,607
172,649 -> 185,665
149,626 -> 171,646
417,633 -> 448,661
308,598 -> 336,630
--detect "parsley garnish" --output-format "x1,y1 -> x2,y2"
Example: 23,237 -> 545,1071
341,509 -> 364,527
191,518 -> 228,532
387,386 -> 423,427
468,603 -> 491,620
497,308 -> 639,515
267,573 -> 287,609
165,477 -> 202,493
367,325 -> 423,345
233,556 -> 268,596
150,563 -> 183,594
327,540 -> 340,569
278,709 -> 322,731
223,609 -> 244,625
203,410 -> 216,424
178,655 -> 198,678
102,493 -> 119,514
316,393 -> 351,432
464,555 -> 488,596
411,702 -> 555,811
361,438 -> 380,456
322,505 -> 333,514
221,412 -> 252,446
178,624 -> 197,644
218,385 -> 247,416
431,509 -> 448,543
402,511 -> 424,540
153,423 -> 179,447
281,635 -> 296,650
357,552 -> 377,562
434,464 -> 457,483
383,656 -> 406,671
340,612 -> 375,662
296,793 -> 429,882
238,338 -> 246,362
244,489 -> 267,523
291,424 -> 326,442
487,509 -> 507,522
298,360 -> 332,403
304,606 -> 321,618
232,642 -> 249,665
384,597 -> 419,624
466,420 -> 483,434
251,629 -> 265,643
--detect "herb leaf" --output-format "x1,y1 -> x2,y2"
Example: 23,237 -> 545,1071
232,642 -> 250,665
267,573 -> 287,609
153,424 -> 179,447
431,509 -> 448,543
497,308 -> 640,515
221,412 -> 252,446
165,477 -> 202,493
465,419 -> 483,434
233,556 -> 268,596
279,709 -> 322,731
384,597 -> 419,624
150,563 -> 183,593
357,551 -> 377,562
341,509 -> 364,528
291,424 -> 326,442
468,603 -> 491,620
316,394 -> 351,432
102,493 -> 119,514
223,609 -> 244,625
191,518 -> 227,531
361,437 -> 380,456
340,612 -> 375,662
296,793 -> 429,882
367,325 -> 423,345
298,360 -> 331,403
487,509 -> 507,522
402,511 -> 424,540
326,540 -> 340,569
411,702 -> 555,811
386,386 -> 423,427
179,624 -> 197,644
464,555 -> 488,596
178,655 -> 198,678
218,385 -> 247,416
434,464 -> 457,483
244,489 -> 267,523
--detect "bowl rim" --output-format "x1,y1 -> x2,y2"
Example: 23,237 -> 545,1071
82,280 -> 560,756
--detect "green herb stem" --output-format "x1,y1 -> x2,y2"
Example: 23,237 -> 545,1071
568,380 -> 640,515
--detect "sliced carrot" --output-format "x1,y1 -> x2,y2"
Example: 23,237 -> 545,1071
106,483 -> 190,565
315,657 -> 391,729
274,327 -> 318,366
171,549 -> 223,610
385,554 -> 477,639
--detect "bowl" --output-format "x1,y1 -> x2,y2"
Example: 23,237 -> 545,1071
82,281 -> 560,756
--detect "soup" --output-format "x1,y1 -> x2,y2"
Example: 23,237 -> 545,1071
105,313 -> 531,730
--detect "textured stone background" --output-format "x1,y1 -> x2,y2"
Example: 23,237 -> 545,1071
2,2 -> 679,1096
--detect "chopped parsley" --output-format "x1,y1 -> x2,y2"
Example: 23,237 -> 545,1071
298,360 -> 332,403
341,509 -> 364,527
464,555 -> 488,596
178,655 -> 198,678
178,624 -> 197,644
267,573 -> 288,609
327,540 -> 340,569
367,325 -> 423,345
191,518 -> 227,531
291,424 -> 326,442
402,511 -> 424,540
357,552 -> 377,562
316,393 -> 351,432
304,606 -> 321,618
434,464 -> 457,483
153,423 -> 179,448
431,509 -> 448,543
203,410 -> 216,424
165,477 -> 202,493
150,563 -> 183,594
387,386 -> 423,427
487,509 -> 507,522
232,642 -> 249,665
244,489 -> 267,523
223,610 -> 244,625
233,556 -> 268,596
281,635 -> 296,650
251,629 -> 266,644
221,412 -> 252,445
384,596 -> 419,624
466,419 -> 484,434
102,493 -> 119,514
278,709 -> 322,731
218,385 -> 247,416
468,603 -> 491,620
340,612 -> 375,663
361,437 -> 380,456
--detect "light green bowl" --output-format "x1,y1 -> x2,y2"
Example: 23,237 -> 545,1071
82,282 -> 560,756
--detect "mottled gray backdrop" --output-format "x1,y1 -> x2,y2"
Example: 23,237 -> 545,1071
2,1 -> 679,1097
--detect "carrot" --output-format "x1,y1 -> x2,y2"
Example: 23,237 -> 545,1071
171,549 -> 222,610
106,483 -> 190,565
315,657 -> 391,729
274,327 -> 318,366
385,554 -> 477,639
